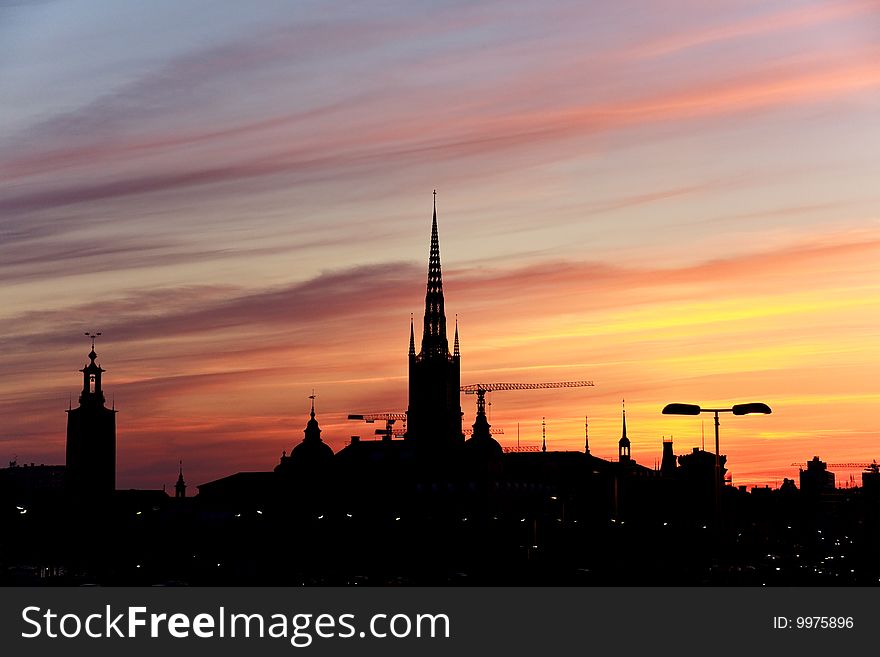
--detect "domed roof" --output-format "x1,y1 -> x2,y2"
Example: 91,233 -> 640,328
464,433 -> 503,457
276,398 -> 335,474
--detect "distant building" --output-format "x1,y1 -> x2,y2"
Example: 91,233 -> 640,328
618,405 -> 631,464
862,462 -> 880,497
175,462 -> 187,499
0,462 -> 65,505
799,456 -> 835,494
275,397 -> 334,476
660,438 -> 676,477
65,340 -> 116,501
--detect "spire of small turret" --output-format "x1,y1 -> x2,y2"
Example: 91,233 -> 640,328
409,313 -> 415,356
619,399 -> 631,462
585,414 -> 590,455
304,390 -> 321,442
453,314 -> 460,358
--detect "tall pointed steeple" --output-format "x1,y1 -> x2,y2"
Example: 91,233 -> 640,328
453,315 -> 460,358
408,313 -> 415,356
421,189 -> 449,358
542,417 -> 547,453
406,191 -> 462,447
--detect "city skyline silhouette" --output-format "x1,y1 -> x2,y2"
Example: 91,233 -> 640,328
2,202 -> 878,586
2,1 -> 879,495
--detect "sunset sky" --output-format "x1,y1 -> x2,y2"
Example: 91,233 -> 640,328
1,0 -> 878,490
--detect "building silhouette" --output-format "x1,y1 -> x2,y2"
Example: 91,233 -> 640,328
406,191 -> 463,449
65,339 -> 116,501
175,462 -> 187,499
5,192 -> 880,586
800,456 -> 835,494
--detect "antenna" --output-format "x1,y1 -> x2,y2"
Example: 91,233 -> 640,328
584,414 -> 590,455
541,417 -> 547,453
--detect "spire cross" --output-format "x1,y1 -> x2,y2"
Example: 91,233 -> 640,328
309,390 -> 316,418
84,332 -> 102,350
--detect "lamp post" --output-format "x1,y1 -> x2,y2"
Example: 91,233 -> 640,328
662,402 -> 771,521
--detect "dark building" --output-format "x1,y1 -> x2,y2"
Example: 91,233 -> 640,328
862,462 -> 880,498
406,192 -> 463,448
0,461 -> 65,506
175,462 -> 187,499
618,404 -> 631,463
800,456 -> 835,494
660,437 -> 676,477
65,339 -> 116,501
275,395 -> 333,478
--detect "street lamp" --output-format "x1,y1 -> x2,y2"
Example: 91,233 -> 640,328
662,402 -> 772,518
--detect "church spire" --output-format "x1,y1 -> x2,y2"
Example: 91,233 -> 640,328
619,399 -> 631,462
175,460 -> 186,498
420,190 -> 449,358
453,315 -> 460,358
409,313 -> 415,356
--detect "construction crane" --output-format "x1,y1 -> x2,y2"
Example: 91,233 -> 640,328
347,413 -> 407,441
460,381 -> 595,420
389,427 -> 505,438
790,461 -> 878,470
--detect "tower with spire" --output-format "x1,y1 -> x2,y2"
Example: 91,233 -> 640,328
66,333 -> 117,501
175,461 -> 187,499
406,191 -> 463,447
618,400 -> 631,463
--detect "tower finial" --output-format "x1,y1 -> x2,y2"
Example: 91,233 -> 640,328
309,389 -> 316,419
453,314 -> 460,358
409,313 -> 415,356
622,398 -> 627,439
542,416 -> 547,453
84,331 -> 102,351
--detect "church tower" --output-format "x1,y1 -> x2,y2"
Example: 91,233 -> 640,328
406,192 -> 463,447
66,334 -> 116,501
618,400 -> 631,464
175,461 -> 187,499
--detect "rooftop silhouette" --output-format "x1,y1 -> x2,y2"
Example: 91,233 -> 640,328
1,194 -> 878,586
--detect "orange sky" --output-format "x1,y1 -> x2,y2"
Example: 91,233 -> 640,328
1,0 -> 878,489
